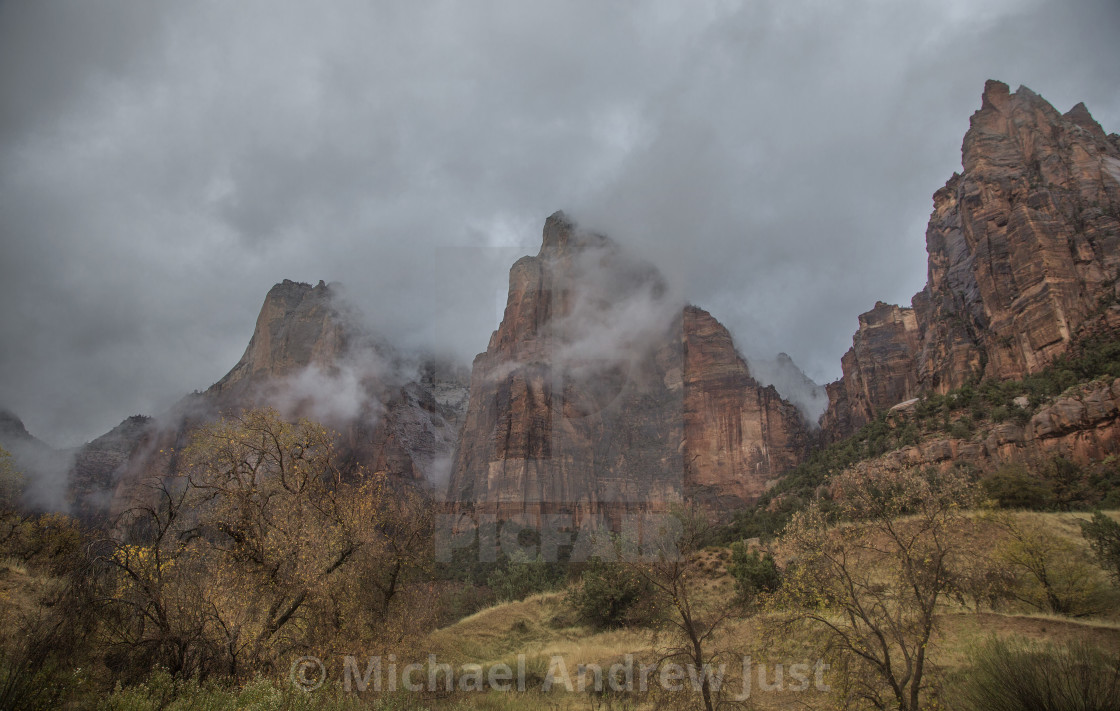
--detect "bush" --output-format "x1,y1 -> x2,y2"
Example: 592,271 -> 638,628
1040,456 -> 1091,510
565,560 -> 652,629
727,543 -> 780,604
948,417 -> 975,439
1081,511 -> 1120,584
959,637 -> 1120,711
486,552 -> 567,601
981,464 -> 1053,510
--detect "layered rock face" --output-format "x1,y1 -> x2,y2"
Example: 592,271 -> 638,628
448,213 -> 810,521
820,302 -> 921,436
824,81 -> 1120,439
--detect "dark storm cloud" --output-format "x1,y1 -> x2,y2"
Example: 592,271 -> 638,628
1,0 -> 1118,446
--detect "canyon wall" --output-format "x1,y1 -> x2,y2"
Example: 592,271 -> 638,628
447,213 -> 811,522
823,81 -> 1120,439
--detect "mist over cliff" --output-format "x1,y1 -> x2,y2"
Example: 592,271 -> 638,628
2,1 -> 1118,448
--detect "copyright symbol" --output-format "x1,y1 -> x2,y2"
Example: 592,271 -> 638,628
289,655 -> 325,691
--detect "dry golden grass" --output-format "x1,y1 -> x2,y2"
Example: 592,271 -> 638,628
417,510 -> 1120,710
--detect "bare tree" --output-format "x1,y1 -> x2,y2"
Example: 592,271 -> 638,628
95,476 -> 220,679
634,506 -> 738,711
96,408 -> 431,679
777,465 -> 977,711
985,509 -> 1106,616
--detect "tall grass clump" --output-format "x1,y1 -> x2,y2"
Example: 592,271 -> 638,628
959,636 -> 1120,711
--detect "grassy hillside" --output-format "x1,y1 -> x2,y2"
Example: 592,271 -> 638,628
4,500 -> 1118,710
408,510 -> 1120,710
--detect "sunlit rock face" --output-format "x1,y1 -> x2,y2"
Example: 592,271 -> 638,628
447,212 -> 811,523
823,81 -> 1120,440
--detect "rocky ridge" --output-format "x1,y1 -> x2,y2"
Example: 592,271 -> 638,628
816,377 -> 1120,502
823,81 -> 1120,440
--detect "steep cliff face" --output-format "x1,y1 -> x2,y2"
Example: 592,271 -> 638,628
448,213 -> 811,521
823,81 -> 1120,439
819,302 -> 921,436
683,307 -> 811,508
918,81 -> 1120,388
447,213 -> 686,522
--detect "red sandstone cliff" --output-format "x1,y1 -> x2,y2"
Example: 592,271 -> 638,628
682,306 -> 809,507
823,81 -> 1120,439
447,213 -> 811,521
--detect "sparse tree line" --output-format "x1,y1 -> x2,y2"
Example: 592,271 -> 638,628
3,409 -> 1120,710
0,410 -> 437,710
561,466 -> 1120,711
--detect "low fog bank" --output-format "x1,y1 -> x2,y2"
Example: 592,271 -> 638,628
0,427 -> 76,513
553,237 -> 683,371
747,353 -> 830,426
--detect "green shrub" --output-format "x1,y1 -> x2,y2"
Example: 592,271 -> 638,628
1081,511 -> 1120,584
486,552 -> 567,601
958,637 -> 1120,711
565,560 -> 652,629
727,543 -> 780,604
948,417 -> 974,439
981,464 -> 1053,509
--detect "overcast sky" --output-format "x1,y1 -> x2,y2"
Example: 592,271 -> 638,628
2,0 -> 1118,447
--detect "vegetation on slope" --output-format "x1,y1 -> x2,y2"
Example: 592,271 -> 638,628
5,327 -> 1120,709
713,332 -> 1120,544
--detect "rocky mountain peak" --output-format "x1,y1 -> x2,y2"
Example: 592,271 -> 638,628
208,279 -> 349,399
1063,102 -> 1108,140
979,78 -> 1012,112
450,214 -> 811,522
0,409 -> 34,442
822,80 -> 1120,440
538,210 -> 611,259
71,279 -> 471,526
